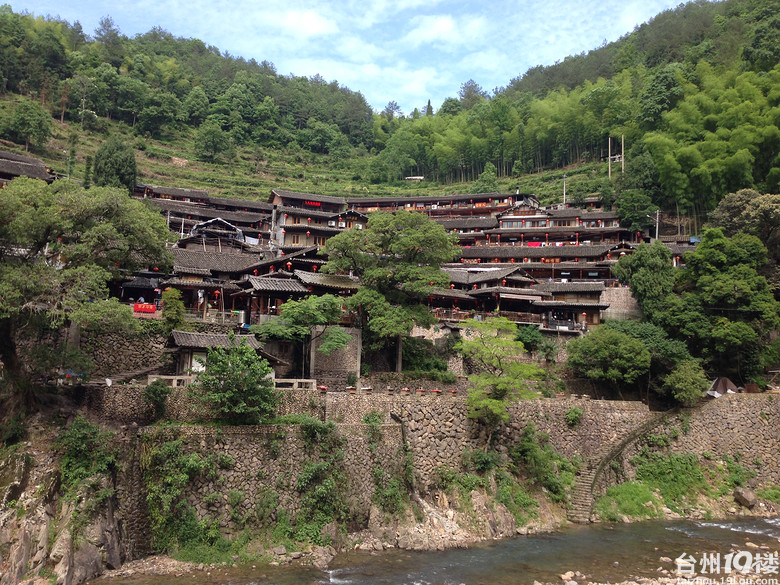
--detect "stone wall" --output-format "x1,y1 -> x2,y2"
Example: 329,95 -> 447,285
325,393 -> 653,491
670,394 -> 780,484
310,327 -> 362,391
599,286 -> 642,321
137,423 -> 403,534
81,329 -> 170,378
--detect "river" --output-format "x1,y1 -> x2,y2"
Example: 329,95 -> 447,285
99,517 -> 780,585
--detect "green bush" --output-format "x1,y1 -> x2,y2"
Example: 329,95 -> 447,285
56,416 -> 117,497
564,407 -> 583,427
462,448 -> 501,474
143,379 -> 172,420
631,448 -> 708,509
510,423 -> 576,503
495,471 -> 538,525
1,417 -> 27,446
757,485 -> 780,503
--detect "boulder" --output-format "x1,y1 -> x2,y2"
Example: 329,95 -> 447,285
733,487 -> 757,509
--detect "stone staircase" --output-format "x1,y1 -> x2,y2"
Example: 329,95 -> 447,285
566,409 -> 679,524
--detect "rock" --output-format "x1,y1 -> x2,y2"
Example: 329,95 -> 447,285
290,551 -> 303,559
734,488 -> 757,509
560,571 -> 575,580
272,545 -> 287,556
660,556 -> 672,563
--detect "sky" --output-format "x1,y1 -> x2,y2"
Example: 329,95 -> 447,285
10,0 -> 686,114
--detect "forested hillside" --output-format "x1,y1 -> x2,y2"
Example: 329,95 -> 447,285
0,0 -> 777,221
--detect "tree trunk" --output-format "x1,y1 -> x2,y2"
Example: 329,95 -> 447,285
395,334 -> 403,373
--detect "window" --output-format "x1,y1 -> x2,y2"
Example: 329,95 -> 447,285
290,216 -> 301,224
290,234 -> 300,245
314,236 -> 326,246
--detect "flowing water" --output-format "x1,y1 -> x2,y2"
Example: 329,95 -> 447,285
101,517 -> 780,585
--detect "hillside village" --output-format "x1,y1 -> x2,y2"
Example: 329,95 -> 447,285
1,138 -> 780,585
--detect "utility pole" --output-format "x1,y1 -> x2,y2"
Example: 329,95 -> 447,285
563,174 -> 567,205
608,137 -> 612,179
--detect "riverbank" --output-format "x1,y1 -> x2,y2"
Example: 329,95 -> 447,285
88,516 -> 780,585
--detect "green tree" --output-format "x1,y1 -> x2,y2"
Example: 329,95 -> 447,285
251,294 -> 350,377
604,320 -> 692,404
322,211 -> 459,371
470,161 -> 499,194
194,120 -> 229,161
658,228 -> 780,381
662,359 -> 709,406
6,98 -> 52,151
0,179 -> 171,390
615,189 -> 658,236
93,135 -> 136,194
161,288 -> 186,333
457,317 -> 541,448
567,326 -> 651,399
708,189 -> 780,298
193,332 -> 278,425
612,240 -> 675,321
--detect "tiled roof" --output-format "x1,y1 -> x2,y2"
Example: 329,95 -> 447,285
0,153 -> 53,181
531,282 -> 606,293
469,286 -> 551,298
546,208 -> 618,219
161,277 -> 240,291
173,266 -> 212,276
146,185 -> 209,198
171,330 -> 262,349
171,248 -> 264,273
294,269 -> 360,290
346,192 -> 523,205
278,205 -> 340,220
531,300 -> 610,309
436,217 -> 499,230
442,266 -> 527,284
272,189 -> 346,206
148,199 -> 270,225
459,244 -> 617,259
246,276 -> 310,293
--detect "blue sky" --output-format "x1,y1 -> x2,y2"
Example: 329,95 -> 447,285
11,0 -> 685,114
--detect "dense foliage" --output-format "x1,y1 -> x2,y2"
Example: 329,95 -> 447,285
322,211 -> 459,371
0,178 -> 171,385
192,333 -> 278,424
457,318 -> 542,445
0,0 -> 775,217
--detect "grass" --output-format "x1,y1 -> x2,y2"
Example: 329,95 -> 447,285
595,481 -> 662,521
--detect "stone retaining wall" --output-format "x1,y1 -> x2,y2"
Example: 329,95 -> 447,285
137,423 -> 403,535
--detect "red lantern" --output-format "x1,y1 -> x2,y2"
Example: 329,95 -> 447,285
313,265 -> 318,272
286,262 -> 292,270
450,283 -> 455,289
270,266 -> 275,272
306,231 -> 311,237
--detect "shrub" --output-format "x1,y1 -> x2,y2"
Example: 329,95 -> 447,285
143,379 -> 172,420
564,407 -> 583,427
510,423 -> 575,503
56,416 -> 117,497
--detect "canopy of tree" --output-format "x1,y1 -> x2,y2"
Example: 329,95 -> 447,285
321,210 -> 459,371
0,177 -> 171,383
614,228 -> 780,383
